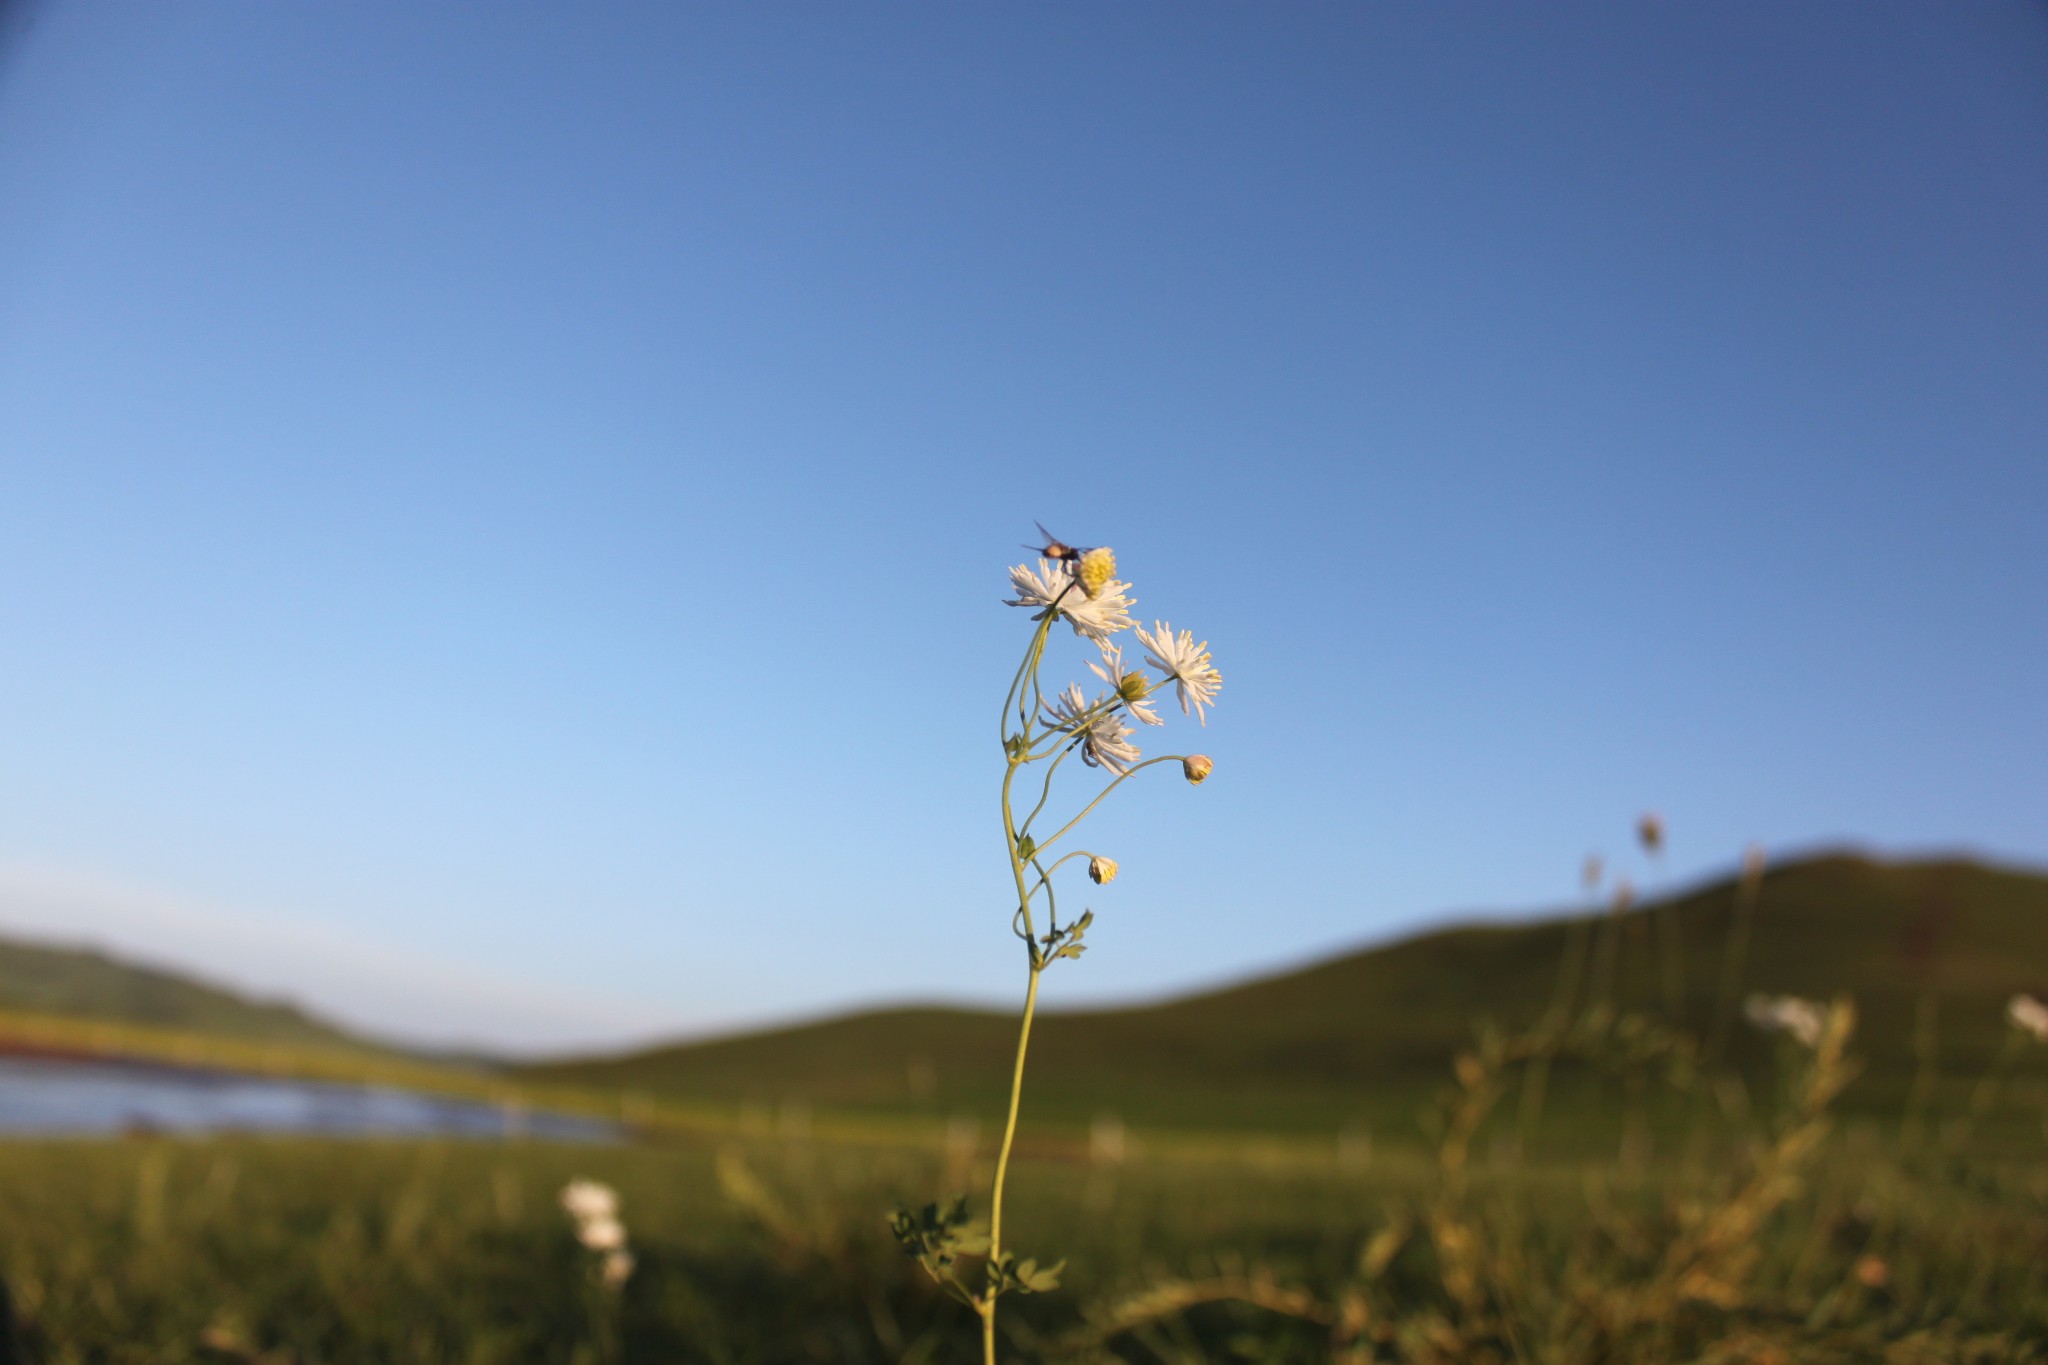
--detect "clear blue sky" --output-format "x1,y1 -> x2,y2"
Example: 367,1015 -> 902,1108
2,3 -> 2043,1053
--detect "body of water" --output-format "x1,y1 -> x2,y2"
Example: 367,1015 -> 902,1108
0,1057 -> 619,1140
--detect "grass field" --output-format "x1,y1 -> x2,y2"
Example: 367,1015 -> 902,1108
4,993 -> 2048,1362
4,854 -> 2047,1361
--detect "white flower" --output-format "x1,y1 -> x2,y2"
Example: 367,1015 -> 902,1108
600,1249 -> 636,1288
1088,644 -> 1162,725
560,1179 -> 618,1224
1044,683 -> 1141,774
1135,620 -> 1221,724
576,1215 -> 628,1252
1007,559 -> 1135,645
2008,993 -> 2048,1044
1744,993 -> 1826,1049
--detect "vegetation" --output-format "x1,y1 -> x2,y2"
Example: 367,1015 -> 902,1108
0,939 -> 371,1054
521,855 -> 2048,1132
4,853 -> 2047,1360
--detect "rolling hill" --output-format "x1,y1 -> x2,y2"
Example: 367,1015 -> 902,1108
0,935 -> 372,1053
517,853 -> 2048,1132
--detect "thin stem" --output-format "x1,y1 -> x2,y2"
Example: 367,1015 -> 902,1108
980,964 -> 1042,1365
1030,755 -> 1184,855
1023,851 -> 1092,901
1017,744 -> 1077,836
1705,862 -> 1764,1064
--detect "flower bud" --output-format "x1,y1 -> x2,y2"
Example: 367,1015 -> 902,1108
1076,545 -> 1117,598
1182,754 -> 1213,785
1088,855 -> 1118,885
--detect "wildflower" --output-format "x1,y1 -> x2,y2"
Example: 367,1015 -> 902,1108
576,1216 -> 627,1252
1088,644 -> 1162,725
1044,684 -> 1140,774
1089,855 -> 1118,885
1745,993 -> 1825,1048
1136,621 -> 1222,723
1638,812 -> 1664,855
561,1178 -> 634,1289
1007,559 -> 1135,644
1075,545 -> 1117,597
560,1179 -> 618,1224
2008,993 -> 2048,1044
1181,754 -> 1213,785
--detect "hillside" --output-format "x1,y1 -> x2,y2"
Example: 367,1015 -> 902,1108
0,936 -> 372,1053
518,854 -> 2048,1131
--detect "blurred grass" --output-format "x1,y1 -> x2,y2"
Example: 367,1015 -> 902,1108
3,851 -> 2047,1360
0,1116 -> 2044,1363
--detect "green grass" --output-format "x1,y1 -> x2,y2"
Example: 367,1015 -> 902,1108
1,1115 -> 2043,1363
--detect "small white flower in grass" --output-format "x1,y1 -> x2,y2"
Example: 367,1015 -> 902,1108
1007,559 -> 1135,645
577,1216 -> 628,1253
560,1179 -> 618,1224
601,1249 -> 636,1288
1044,683 -> 1141,774
1136,621 -> 1221,724
2008,994 -> 2048,1044
1744,993 -> 1825,1049
1088,644 -> 1162,725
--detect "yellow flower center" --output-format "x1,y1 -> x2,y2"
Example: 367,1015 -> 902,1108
1076,545 -> 1116,597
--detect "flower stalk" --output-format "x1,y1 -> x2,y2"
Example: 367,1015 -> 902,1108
893,531 -> 1222,1364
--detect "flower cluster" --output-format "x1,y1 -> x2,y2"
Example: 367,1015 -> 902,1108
560,1178 -> 635,1288
2008,993 -> 2048,1044
1007,545 -> 1224,784
1744,992 -> 1826,1049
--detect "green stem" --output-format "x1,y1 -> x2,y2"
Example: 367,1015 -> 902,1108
1030,755 -> 1185,855
981,964 -> 1042,1365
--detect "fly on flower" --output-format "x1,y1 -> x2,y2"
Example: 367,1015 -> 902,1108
1025,523 -> 1118,598
1026,521 -> 1092,566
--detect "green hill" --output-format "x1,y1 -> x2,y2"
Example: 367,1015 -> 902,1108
518,854 -> 2048,1132
0,936 -> 371,1053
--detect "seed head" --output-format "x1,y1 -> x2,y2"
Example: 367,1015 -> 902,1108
1637,812 -> 1664,855
1089,855 -> 1118,885
1076,545 -> 1117,597
1182,754 -> 1213,785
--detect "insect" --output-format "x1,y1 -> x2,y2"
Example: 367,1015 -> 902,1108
1026,521 -> 1095,566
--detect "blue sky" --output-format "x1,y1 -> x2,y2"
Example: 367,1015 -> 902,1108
1,3 -> 2043,1053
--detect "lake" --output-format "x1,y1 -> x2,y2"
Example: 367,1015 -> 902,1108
0,1056 -> 619,1140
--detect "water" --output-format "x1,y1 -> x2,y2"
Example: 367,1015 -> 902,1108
0,1057 -> 619,1140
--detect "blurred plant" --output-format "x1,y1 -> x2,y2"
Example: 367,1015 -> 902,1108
892,525 -> 1221,1364
560,1178 -> 632,1361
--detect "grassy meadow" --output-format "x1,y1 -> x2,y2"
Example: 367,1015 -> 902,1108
3,854 -> 2048,1361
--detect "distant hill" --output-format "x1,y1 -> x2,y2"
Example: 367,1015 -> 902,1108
0,935 -> 371,1053
517,854 -> 2048,1132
